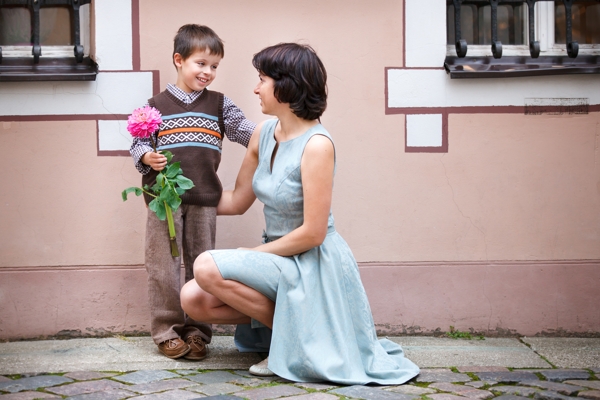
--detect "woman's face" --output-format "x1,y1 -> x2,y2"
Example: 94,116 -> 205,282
254,73 -> 278,115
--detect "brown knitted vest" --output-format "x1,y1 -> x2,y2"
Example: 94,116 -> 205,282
141,89 -> 226,207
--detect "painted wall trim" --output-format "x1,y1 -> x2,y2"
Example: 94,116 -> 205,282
0,72 -> 154,117
1,259 -> 598,339
94,0 -> 133,70
405,0 -> 446,68
387,69 -> 600,109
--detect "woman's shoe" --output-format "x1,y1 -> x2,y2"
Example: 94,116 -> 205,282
249,356 -> 275,376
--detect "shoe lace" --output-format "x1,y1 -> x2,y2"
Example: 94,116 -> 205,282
164,339 -> 180,349
187,336 -> 205,346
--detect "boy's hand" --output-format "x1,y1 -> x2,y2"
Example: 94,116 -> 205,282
142,152 -> 168,171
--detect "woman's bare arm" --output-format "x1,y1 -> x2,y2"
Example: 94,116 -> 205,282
217,122 -> 263,215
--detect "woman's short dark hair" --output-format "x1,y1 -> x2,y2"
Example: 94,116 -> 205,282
173,24 -> 224,64
252,43 -> 327,120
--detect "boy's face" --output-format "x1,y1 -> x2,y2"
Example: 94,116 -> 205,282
174,48 -> 221,93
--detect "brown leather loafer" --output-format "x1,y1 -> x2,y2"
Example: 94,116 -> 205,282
157,338 -> 190,359
183,335 -> 208,360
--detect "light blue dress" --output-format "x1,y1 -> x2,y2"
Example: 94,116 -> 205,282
209,119 -> 419,385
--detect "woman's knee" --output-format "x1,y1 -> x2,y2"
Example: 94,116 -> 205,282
193,251 -> 221,292
180,280 -> 201,317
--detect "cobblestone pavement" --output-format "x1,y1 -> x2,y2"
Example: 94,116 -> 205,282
1,367 -> 599,400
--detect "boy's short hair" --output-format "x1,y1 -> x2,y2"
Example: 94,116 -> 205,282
252,43 -> 327,120
173,24 -> 224,63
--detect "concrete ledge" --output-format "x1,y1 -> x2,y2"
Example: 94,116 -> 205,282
5,336 -> 596,375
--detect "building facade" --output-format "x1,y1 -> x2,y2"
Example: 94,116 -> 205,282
0,0 -> 598,340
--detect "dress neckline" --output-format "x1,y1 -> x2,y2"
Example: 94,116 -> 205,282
270,119 -> 321,145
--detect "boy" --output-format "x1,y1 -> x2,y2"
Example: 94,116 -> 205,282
130,24 -> 255,360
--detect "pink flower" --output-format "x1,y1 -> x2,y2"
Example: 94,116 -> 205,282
127,106 -> 162,138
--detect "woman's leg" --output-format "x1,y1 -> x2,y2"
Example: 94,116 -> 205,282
181,279 -> 251,324
193,252 -> 275,329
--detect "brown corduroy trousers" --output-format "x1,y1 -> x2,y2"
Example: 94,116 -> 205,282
144,204 -> 215,345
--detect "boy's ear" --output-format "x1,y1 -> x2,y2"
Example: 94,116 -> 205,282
173,53 -> 183,68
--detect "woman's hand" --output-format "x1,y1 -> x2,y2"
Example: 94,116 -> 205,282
142,151 -> 167,171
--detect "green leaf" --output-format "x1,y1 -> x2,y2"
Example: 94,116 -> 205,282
158,186 -> 181,212
160,150 -> 173,163
150,182 -> 162,194
175,187 -> 186,195
174,175 -> 194,190
156,172 -> 165,187
167,196 -> 182,212
121,187 -> 143,201
149,198 -> 167,220
165,162 -> 182,179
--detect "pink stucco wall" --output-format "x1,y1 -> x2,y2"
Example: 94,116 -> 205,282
0,0 -> 598,340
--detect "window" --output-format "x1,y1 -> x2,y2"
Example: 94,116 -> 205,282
0,0 -> 97,81
444,0 -> 600,78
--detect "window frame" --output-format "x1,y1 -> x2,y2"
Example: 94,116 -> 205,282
0,1 -> 97,82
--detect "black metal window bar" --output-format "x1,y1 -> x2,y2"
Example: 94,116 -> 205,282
0,0 -> 92,64
450,0 -> 600,59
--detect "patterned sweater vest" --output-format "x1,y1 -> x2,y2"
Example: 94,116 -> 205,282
142,89 -> 226,207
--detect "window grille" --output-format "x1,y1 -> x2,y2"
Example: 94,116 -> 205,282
446,0 -> 600,78
0,0 -> 96,81
449,0 -> 599,58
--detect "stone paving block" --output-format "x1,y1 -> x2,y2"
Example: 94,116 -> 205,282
128,388 -> 205,399
293,382 -> 339,391
65,388 -> 137,400
0,391 -> 61,399
385,384 -> 436,395
331,385 -> 417,400
466,381 -> 490,388
189,383 -> 242,396
226,377 -> 266,387
186,371 -> 240,385
430,382 -> 494,399
474,371 -> 539,383
566,381 -> 600,390
490,385 -> 540,397
46,379 -> 130,396
200,396 -> 243,400
534,390 -> 576,400
493,396 -> 530,400
428,394 -> 471,400
457,367 -> 510,373
126,378 -> 197,394
175,370 -> 200,376
234,385 -> 306,400
539,369 -> 591,382
579,390 -> 600,400
285,394 -> 339,400
0,375 -> 73,393
415,370 -> 472,383
113,370 -> 179,385
519,380 -> 583,395
0,376 -> 11,382
226,370 -> 289,384
63,372 -> 118,381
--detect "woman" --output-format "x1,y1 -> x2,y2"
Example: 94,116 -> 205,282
180,42 -> 419,385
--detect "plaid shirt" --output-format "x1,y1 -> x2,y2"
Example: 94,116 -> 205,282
130,83 -> 255,174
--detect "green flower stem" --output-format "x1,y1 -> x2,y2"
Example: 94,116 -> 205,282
165,202 -> 179,257
141,188 -> 157,198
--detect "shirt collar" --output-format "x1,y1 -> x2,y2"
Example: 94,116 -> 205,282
166,83 -> 203,104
